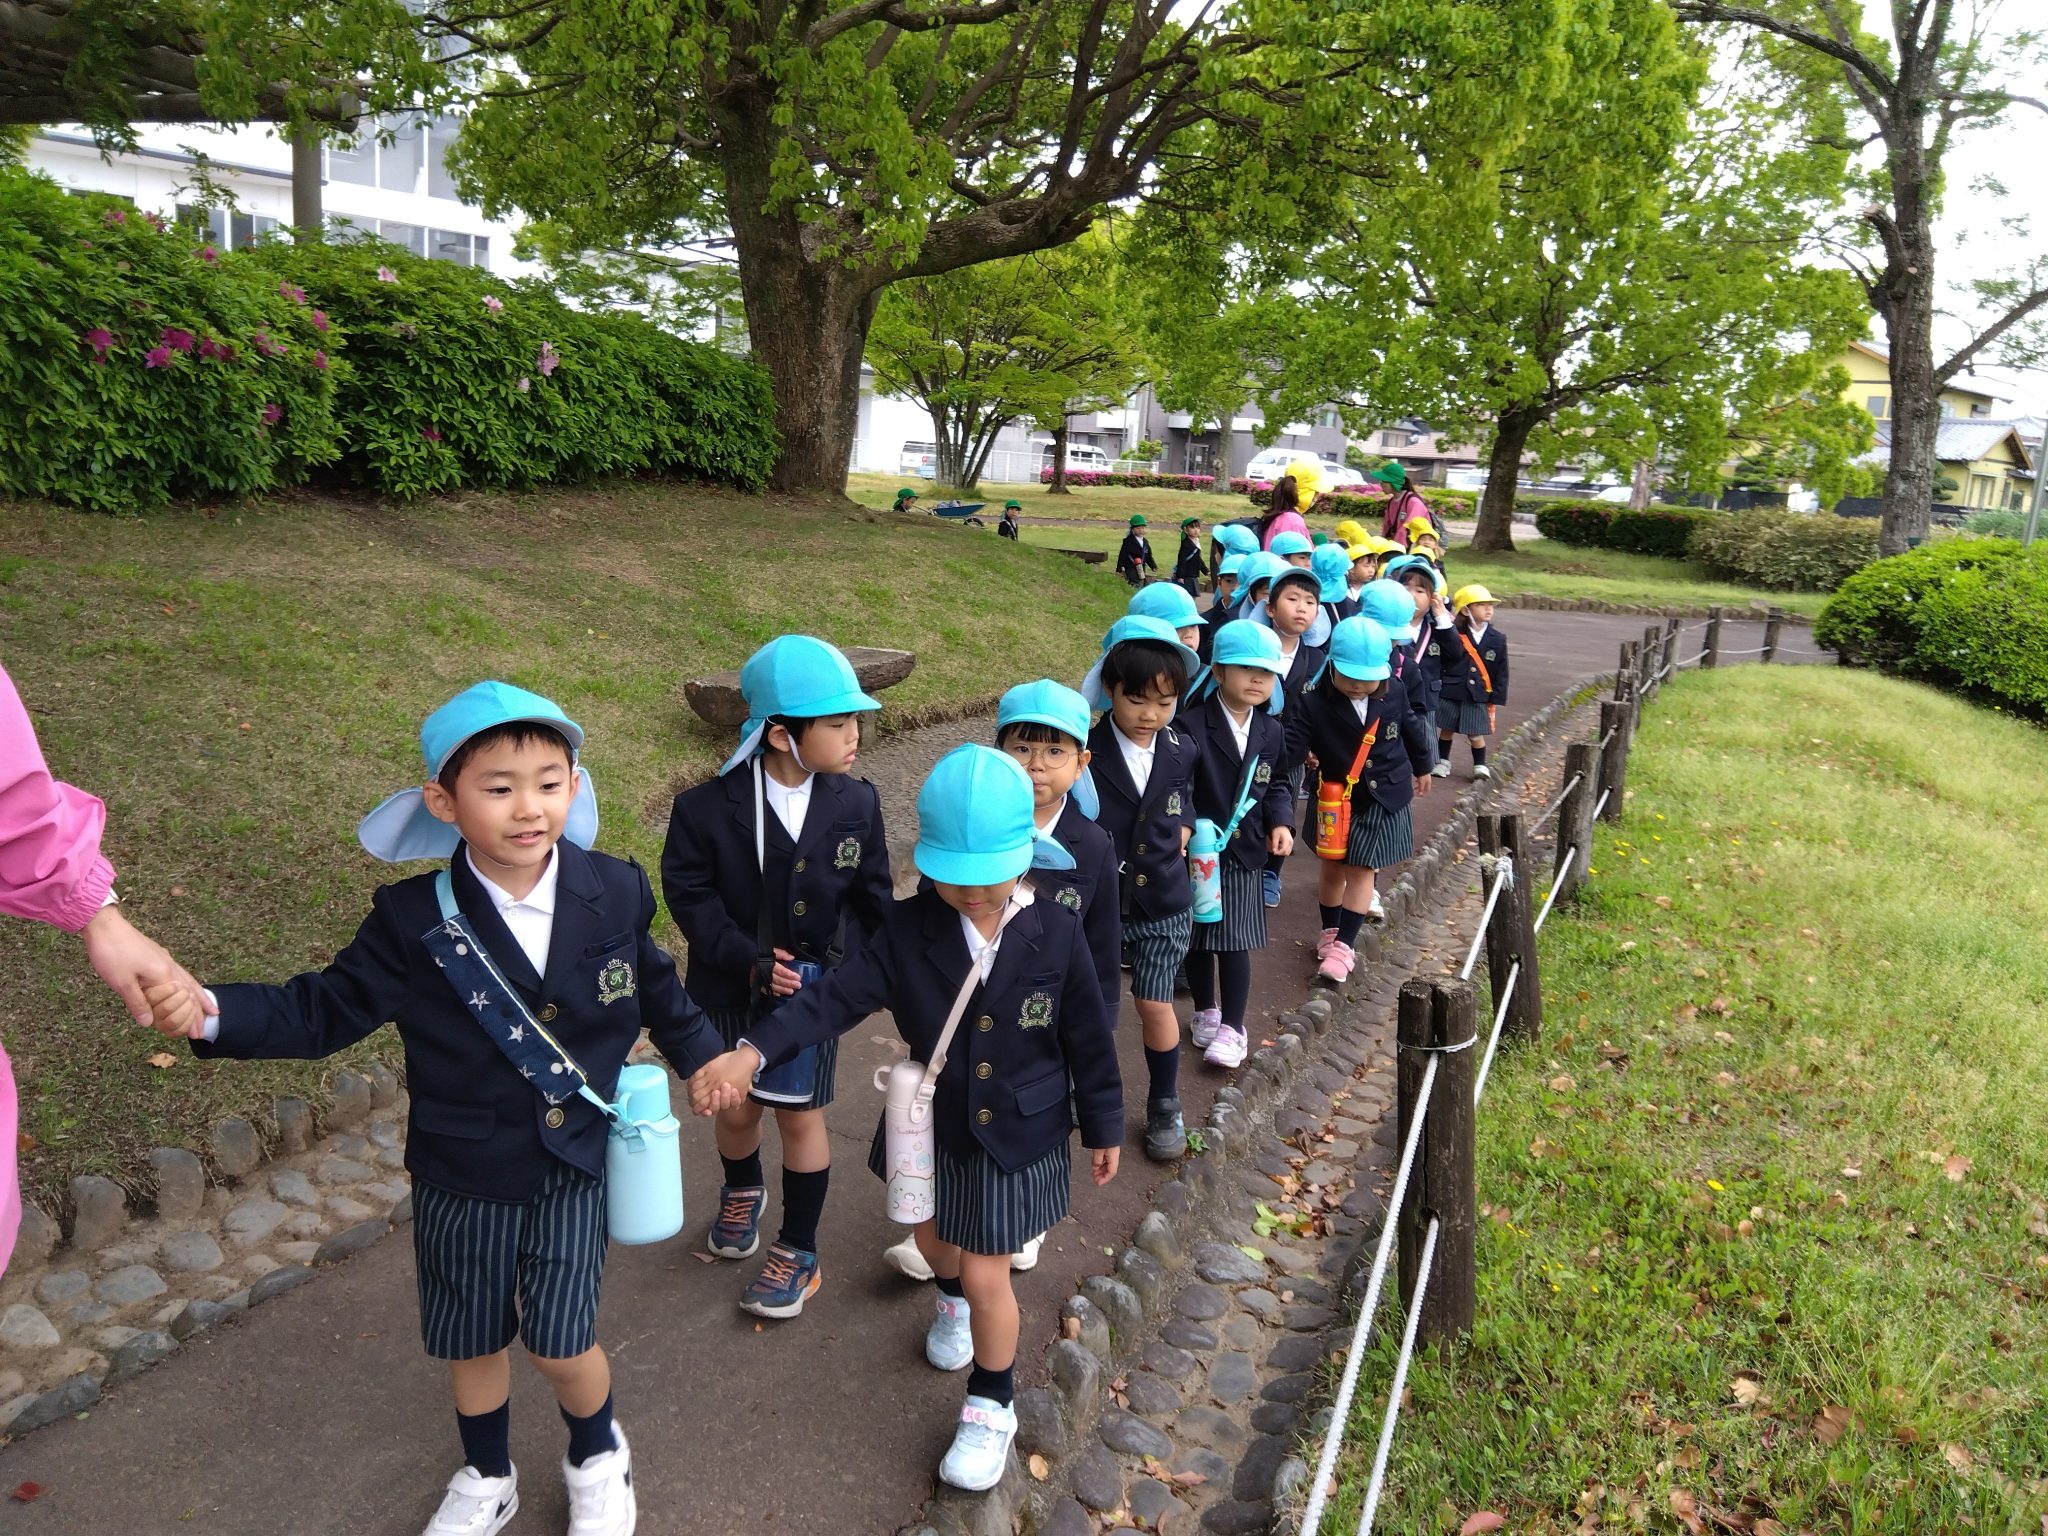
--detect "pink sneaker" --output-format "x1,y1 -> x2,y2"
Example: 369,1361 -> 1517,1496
1315,926 -> 1337,962
1203,1023 -> 1249,1069
1190,1008 -> 1223,1049
1317,940 -> 1356,985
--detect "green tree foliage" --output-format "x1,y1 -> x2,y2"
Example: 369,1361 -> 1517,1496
867,231 -> 1142,490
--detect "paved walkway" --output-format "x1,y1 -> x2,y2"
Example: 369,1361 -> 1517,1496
0,614 -> 1821,1535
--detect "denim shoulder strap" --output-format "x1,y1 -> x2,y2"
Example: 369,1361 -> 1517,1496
429,869 -> 615,1120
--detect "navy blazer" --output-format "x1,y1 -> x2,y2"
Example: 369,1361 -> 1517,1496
196,842 -> 725,1202
1116,533 -> 1157,582
1086,718 -> 1198,922
1179,696 -> 1296,871
1273,634 -> 1331,773
1413,615 -> 1455,716
661,768 -> 892,1014
1024,798 -> 1122,1021
744,888 -> 1122,1170
1437,619 -> 1509,707
1174,536 -> 1207,588
1388,639 -> 1440,772
1300,678 -> 1436,815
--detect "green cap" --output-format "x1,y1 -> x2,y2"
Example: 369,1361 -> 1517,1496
1129,514 -> 1147,526
895,487 -> 918,501
1180,516 -> 1200,528
1004,499 -> 1021,510
1369,462 -> 1406,490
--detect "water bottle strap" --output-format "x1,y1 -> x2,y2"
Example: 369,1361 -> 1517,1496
919,895 -> 1026,1096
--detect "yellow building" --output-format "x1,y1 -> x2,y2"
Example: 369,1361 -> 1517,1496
1839,342 -> 2035,512
1837,340 -> 2001,423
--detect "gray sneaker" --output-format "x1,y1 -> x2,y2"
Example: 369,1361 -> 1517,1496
1144,1098 -> 1186,1161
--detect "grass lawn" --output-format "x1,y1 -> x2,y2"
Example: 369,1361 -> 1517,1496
848,470 -> 1248,527
1448,543 -> 1829,619
0,482 -> 1127,1204
1328,667 -> 2048,1534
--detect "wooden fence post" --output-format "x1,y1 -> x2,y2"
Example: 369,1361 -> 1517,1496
1703,606 -> 1724,669
1597,700 -> 1628,823
1398,977 -> 1477,1345
1477,812 -> 1542,1045
1662,618 -> 1681,682
1763,610 -> 1783,665
1555,741 -> 1597,903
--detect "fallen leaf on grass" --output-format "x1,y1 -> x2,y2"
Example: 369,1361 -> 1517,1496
1943,1154 -> 1971,1183
1942,1443 -> 1973,1472
1459,1515 -> 1506,1534
1548,1074 -> 1576,1093
1669,1488 -> 1704,1534
1731,1377 -> 1764,1407
1027,1454 -> 1050,1481
1813,1405 -> 1851,1445
146,1052 -> 177,1069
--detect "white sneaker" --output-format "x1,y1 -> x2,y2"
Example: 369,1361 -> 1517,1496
927,1292 -> 974,1371
1430,760 -> 1451,779
1203,1024 -> 1249,1069
884,1233 -> 935,1281
423,1465 -> 519,1536
1011,1234 -> 1044,1272
1473,763 -> 1492,779
939,1395 -> 1019,1492
562,1425 -> 635,1536
1366,893 -> 1385,924
1190,1008 -> 1223,1049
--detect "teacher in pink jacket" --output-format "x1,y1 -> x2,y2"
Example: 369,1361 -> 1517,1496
0,664 -> 209,1274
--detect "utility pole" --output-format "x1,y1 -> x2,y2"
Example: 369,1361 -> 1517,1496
2024,420 -> 2045,547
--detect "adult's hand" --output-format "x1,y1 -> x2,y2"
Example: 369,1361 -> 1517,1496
80,905 -> 211,1032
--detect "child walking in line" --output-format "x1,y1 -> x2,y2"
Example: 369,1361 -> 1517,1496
1174,516 -> 1208,597
1116,514 -> 1157,586
661,636 -> 892,1319
1436,585 -> 1509,780
1269,529 -> 1316,568
1251,562 -> 1331,909
997,500 -> 1021,540
1208,523 -> 1260,589
1198,554 -> 1247,663
1129,580 -> 1207,652
686,746 -> 1121,1494
882,679 -> 1120,1283
1082,615 -> 1202,1161
1313,542 -> 1359,625
1300,618 -> 1435,983
1386,555 -> 1452,746
149,682 -> 739,1536
1179,621 -> 1296,1067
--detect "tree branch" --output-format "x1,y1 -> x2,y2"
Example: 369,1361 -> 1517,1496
1936,285 -> 2048,384
1676,1 -> 1896,98
806,0 -> 1022,53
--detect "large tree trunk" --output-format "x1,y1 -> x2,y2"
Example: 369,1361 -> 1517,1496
933,403 -> 969,489
290,129 -> 323,239
1472,409 -> 1538,553
1046,419 -> 1072,495
1875,229 -> 1939,554
1628,457 -> 1654,512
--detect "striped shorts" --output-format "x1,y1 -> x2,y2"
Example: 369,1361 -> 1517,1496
867,1120 -> 1072,1256
706,1006 -> 840,1110
1191,858 -> 1267,953
1126,906 -> 1195,1002
1346,801 -> 1414,871
412,1161 -> 607,1361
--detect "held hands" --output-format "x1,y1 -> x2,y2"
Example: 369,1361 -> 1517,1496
686,1048 -> 761,1116
83,905 -> 214,1036
1090,1146 -> 1121,1186
768,947 -> 804,998
1267,826 -> 1294,857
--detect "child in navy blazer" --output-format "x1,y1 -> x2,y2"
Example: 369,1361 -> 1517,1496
687,746 -> 1120,1495
149,682 -> 733,1536
1179,620 -> 1296,1069
1436,586 -> 1510,780
1081,617 -> 1201,1161
661,635 -> 892,1321
1389,556 -> 1452,733
1300,619 -> 1436,984
1116,515 -> 1157,586
1257,563 -> 1331,909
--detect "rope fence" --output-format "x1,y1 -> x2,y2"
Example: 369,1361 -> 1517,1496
1292,606 -> 1816,1534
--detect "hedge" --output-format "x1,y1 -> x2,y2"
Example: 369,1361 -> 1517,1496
0,165 -> 777,509
1689,508 -> 1878,592
1813,538 -> 2026,675
1532,499 -> 1720,557
0,167 -> 340,511
1039,469 -> 1217,490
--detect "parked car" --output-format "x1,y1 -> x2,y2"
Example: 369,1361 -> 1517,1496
1442,467 -> 1490,493
1042,442 -> 1116,474
1243,447 -> 1364,488
900,440 -> 938,479
1593,485 -> 1634,504
1786,484 -> 1819,513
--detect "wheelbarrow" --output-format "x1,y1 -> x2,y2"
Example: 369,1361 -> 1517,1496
930,500 -> 987,528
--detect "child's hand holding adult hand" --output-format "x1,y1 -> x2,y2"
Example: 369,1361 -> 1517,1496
83,905 -> 212,1030
768,948 -> 804,997
1091,1146 -> 1120,1186
1268,826 -> 1293,857
688,1048 -> 759,1115
141,979 -> 202,1039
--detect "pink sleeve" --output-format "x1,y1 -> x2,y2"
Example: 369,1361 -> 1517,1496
1261,512 -> 1310,549
0,665 -> 116,932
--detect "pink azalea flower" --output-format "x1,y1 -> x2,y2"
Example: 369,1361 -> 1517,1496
422,426 -> 443,443
260,403 -> 284,427
198,245 -> 219,265
144,345 -> 174,369
160,327 -> 195,353
515,376 -> 531,393
483,295 -> 504,314
312,350 -> 328,370
252,330 -> 287,359
376,266 -> 398,283
536,341 -> 560,377
82,328 -> 114,362
102,208 -> 125,226
143,211 -> 166,233
310,309 -> 329,332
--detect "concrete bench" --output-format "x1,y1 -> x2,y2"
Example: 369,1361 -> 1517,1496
683,646 -> 918,727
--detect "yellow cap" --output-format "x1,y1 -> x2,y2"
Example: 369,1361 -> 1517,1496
1344,542 -> 1376,563
1404,515 -> 1436,536
1371,536 -> 1404,555
1332,519 -> 1369,547
1453,584 -> 1497,611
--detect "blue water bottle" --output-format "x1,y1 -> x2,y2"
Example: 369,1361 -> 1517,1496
604,1063 -> 684,1245
752,960 -> 822,1105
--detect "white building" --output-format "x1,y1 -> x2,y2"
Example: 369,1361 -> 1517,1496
25,117 -> 532,275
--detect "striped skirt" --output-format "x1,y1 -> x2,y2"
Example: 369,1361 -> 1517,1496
865,1117 -> 1072,1256
1346,800 -> 1414,871
1192,858 -> 1267,953
707,1006 -> 840,1110
1436,698 -> 1492,737
1125,906 -> 1194,1003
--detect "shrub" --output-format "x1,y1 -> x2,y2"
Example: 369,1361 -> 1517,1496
1607,505 -> 1719,557
1913,547 -> 2048,715
1814,538 -> 2026,673
1039,469 -> 1215,490
1963,507 -> 2026,540
1688,508 -> 1878,591
1533,500 -> 1612,546
245,242 -> 776,497
0,166 -> 340,511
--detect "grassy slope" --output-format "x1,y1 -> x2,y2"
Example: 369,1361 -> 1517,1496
0,483 -> 1126,1204
1330,668 -> 2048,1534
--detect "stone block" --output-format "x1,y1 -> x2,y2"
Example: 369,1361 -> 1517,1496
1115,1249 -> 1168,1317
1045,1339 -> 1102,1428
326,1070 -> 373,1129
1059,1295 -> 1111,1362
1133,1210 -> 1181,1268
314,1220 -> 390,1266
68,1174 -> 127,1249
148,1148 -> 206,1222
15,1205 -> 59,1264
5,1373 -> 99,1436
1096,1408 -> 1172,1460
687,647 -> 915,727
273,1096 -> 315,1153
223,1198 -> 289,1249
210,1117 -> 263,1178
365,1060 -> 400,1108
1078,1275 -> 1142,1349
1192,1241 -> 1265,1286
314,1156 -> 377,1186
160,1231 -> 225,1275
248,1264 -> 312,1306
170,1299 -> 234,1341
33,1270 -> 90,1308
1012,1386 -> 1067,1459
107,1329 -> 177,1384
0,1304 -> 60,1350
270,1168 -> 320,1208
97,1265 -> 168,1307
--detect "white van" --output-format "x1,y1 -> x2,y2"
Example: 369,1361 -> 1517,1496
1043,442 -> 1115,473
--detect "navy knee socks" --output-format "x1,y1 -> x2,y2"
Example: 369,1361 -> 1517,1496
561,1391 -> 618,1467
457,1400 -> 512,1479
967,1361 -> 1016,1407
1145,1045 -> 1180,1102
1336,908 -> 1366,946
778,1166 -> 828,1254
720,1149 -> 764,1189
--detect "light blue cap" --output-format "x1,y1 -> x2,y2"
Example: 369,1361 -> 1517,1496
357,680 -> 598,862
1214,524 -> 1260,556
1311,543 -> 1353,603
1269,530 -> 1314,557
1233,551 -> 1290,613
914,744 -> 1074,885
1384,554 -> 1447,597
1329,616 -> 1394,681
998,679 -> 1100,820
1207,620 -> 1287,714
1217,553 -> 1247,580
719,635 -> 883,775
1128,582 -> 1201,629
1359,577 -> 1420,642
1080,614 -> 1202,710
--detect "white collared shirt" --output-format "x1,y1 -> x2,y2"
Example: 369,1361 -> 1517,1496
1221,703 -> 1253,757
1350,695 -> 1374,724
1035,793 -> 1069,833
1467,620 -> 1489,643
1113,724 -> 1155,795
957,888 -> 1033,981
762,769 -> 813,841
467,848 -> 560,976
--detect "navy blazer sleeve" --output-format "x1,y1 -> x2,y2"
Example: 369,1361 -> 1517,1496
851,781 -> 895,942
1082,851 -> 1122,1020
1059,927 -> 1123,1150
660,792 -> 759,982
631,861 -> 727,1075
1258,720 -> 1297,833
196,885 -> 411,1061
1490,631 -> 1510,705
1393,681 -> 1435,778
740,917 -> 900,1068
